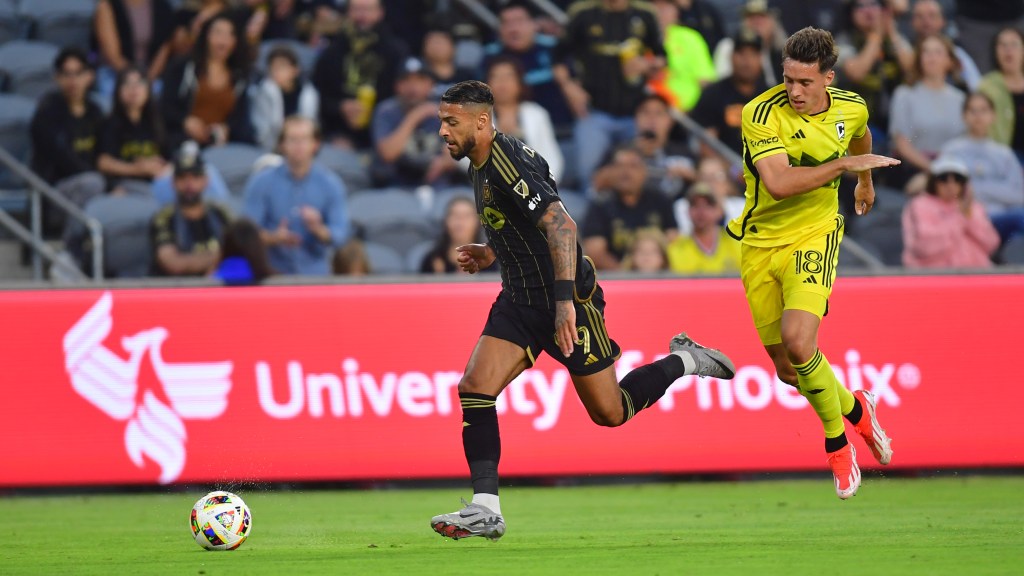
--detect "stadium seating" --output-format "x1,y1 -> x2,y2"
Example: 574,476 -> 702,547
348,188 -> 425,228
256,39 -> 319,76
557,190 -> 591,222
315,146 -> 372,193
201,143 -> 266,197
0,93 -> 36,189
19,0 -> 94,49
405,238 -> 434,273
1001,236 -> 1024,265
362,218 -> 436,256
429,186 -> 473,223
0,0 -> 20,46
81,193 -> 160,278
0,40 -> 59,99
362,240 -> 405,274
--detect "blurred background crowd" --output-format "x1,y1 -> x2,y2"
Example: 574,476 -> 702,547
0,0 -> 1022,283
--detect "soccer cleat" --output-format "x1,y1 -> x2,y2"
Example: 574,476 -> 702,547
431,499 -> 506,541
669,333 -> 736,379
827,444 -> 861,500
852,389 -> 892,465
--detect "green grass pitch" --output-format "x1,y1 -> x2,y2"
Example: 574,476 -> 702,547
2,476 -> 1021,575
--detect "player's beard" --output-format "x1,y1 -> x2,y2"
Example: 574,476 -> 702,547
449,135 -> 476,161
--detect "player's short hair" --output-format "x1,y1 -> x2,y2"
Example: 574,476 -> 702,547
783,27 -> 838,73
441,80 -> 494,107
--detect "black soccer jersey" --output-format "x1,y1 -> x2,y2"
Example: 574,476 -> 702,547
470,132 -> 586,310
557,1 -> 666,117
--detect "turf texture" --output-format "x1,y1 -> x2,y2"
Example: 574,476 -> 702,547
1,476 -> 1020,575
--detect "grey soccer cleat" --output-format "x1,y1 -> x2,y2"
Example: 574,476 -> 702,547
670,333 -> 736,379
431,499 -> 506,541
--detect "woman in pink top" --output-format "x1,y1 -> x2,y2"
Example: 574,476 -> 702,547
902,156 -> 1000,268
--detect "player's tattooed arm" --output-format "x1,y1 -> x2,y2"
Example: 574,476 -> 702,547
539,200 -> 577,281
540,200 -> 578,357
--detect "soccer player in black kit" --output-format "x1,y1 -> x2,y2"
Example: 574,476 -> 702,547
430,81 -> 736,541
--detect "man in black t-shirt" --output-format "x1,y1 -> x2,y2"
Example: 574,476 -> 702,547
583,145 -> 678,270
30,48 -> 107,216
429,81 -> 735,542
691,28 -> 768,157
150,147 -> 230,276
553,0 -> 666,190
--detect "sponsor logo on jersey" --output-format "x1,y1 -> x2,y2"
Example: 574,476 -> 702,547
750,136 -> 780,147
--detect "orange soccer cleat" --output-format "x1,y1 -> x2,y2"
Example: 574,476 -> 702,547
852,389 -> 893,465
827,444 -> 861,500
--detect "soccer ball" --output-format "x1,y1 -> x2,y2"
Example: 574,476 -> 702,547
190,491 -> 252,551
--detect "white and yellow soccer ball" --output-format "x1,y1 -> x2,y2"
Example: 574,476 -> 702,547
190,491 -> 252,551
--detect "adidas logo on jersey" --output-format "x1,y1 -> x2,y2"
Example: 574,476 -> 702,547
792,129 -> 806,139
584,354 -> 599,366
802,276 -> 818,284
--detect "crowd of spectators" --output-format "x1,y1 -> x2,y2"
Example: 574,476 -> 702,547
5,0 -> 1024,283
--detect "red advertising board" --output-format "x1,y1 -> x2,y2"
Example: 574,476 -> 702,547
1,275 -> 1021,487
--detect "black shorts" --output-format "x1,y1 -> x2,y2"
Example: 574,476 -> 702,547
482,274 -> 622,376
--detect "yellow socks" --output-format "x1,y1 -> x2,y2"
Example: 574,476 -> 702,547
793,349 -> 846,445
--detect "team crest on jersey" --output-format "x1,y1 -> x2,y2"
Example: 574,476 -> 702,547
482,180 -> 493,204
514,179 -> 530,199
630,17 -> 645,37
835,121 -> 846,142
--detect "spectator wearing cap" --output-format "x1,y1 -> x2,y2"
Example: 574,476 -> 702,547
901,156 -> 1000,269
666,182 -> 741,275
690,28 -> 769,157
150,145 -> 232,276
371,57 -> 460,187
151,141 -> 231,207
251,45 -> 320,151
713,0 -> 786,86
30,47 -> 107,215
649,0 -> 716,111
243,116 -> 350,275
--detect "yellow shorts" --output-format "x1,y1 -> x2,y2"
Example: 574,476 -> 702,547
740,216 -> 845,345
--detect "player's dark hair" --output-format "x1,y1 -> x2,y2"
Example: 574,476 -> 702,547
783,27 -> 838,73
441,80 -> 494,107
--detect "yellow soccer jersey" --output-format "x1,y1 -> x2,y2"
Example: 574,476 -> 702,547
666,229 -> 741,275
726,85 -> 868,247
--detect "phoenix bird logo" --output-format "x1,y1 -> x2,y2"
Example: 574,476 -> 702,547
63,292 -> 233,484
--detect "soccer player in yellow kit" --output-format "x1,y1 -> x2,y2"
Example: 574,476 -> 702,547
727,28 -> 897,499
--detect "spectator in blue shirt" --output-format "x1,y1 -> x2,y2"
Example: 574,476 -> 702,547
482,1 -> 572,135
243,116 -> 350,275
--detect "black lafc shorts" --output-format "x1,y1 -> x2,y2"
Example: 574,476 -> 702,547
482,259 -> 622,376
